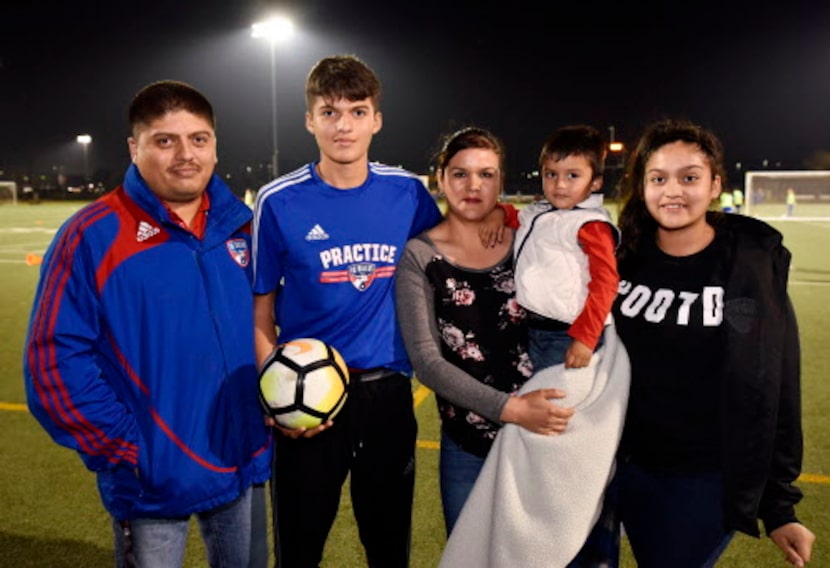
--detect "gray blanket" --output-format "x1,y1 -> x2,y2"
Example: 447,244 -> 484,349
438,323 -> 630,568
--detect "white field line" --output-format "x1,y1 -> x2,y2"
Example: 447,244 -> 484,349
0,241 -> 50,248
790,280 -> 830,286
0,227 -> 58,234
757,217 -> 830,223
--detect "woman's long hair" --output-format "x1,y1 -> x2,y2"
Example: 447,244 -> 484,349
617,118 -> 727,262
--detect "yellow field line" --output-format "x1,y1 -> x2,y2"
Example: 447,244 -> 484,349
797,473 -> 830,484
4,392 -> 828,484
411,386 -> 830,484
413,384 -> 432,408
414,385 -> 440,450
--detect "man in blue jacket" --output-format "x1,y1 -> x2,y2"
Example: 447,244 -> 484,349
23,80 -> 272,567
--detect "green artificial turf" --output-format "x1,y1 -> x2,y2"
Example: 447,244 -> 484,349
1,201 -> 828,566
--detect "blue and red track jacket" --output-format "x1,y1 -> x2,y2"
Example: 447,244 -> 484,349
23,164 -> 272,520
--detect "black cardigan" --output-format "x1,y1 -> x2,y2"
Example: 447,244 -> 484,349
715,212 -> 803,537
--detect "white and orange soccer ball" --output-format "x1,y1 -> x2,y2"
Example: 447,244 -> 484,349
259,338 -> 350,429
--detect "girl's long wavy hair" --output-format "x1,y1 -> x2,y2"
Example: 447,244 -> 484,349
617,118 -> 727,262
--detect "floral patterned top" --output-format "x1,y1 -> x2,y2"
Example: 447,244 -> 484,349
424,249 -> 532,457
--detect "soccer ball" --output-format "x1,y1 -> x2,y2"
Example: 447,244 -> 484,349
259,338 -> 350,429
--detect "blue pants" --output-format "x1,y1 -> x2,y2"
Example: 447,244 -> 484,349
439,431 -> 486,536
617,461 -> 734,568
528,328 -> 570,371
567,475 -> 621,567
249,483 -> 268,567
529,328 -> 604,372
113,485 -> 259,567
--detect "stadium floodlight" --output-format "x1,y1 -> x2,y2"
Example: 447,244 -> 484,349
252,16 -> 295,178
76,134 -> 92,181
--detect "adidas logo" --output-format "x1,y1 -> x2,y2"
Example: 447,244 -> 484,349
305,224 -> 330,241
136,220 -> 161,242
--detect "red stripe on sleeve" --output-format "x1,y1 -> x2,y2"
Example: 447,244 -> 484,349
28,200 -> 139,465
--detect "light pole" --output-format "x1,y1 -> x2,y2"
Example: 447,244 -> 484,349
607,126 -> 625,198
252,16 -> 294,178
76,134 -> 92,181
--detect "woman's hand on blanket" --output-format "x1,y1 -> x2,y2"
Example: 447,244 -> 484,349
500,388 -> 575,435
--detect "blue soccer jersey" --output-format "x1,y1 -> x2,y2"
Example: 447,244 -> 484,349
252,162 -> 442,373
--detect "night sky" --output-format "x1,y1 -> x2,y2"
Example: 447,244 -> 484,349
2,0 -> 830,192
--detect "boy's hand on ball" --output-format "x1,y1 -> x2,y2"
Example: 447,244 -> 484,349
299,420 -> 334,438
277,423 -> 307,439
265,415 -> 334,439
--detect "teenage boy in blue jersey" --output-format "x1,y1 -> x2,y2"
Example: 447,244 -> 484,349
252,54 -> 443,568
23,80 -> 272,567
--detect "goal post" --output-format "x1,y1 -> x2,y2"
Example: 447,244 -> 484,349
0,181 -> 17,205
744,170 -> 830,219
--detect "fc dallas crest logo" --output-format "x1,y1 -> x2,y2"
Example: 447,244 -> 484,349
348,263 -> 377,291
226,238 -> 249,267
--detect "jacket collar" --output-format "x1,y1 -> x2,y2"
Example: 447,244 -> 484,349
122,163 -> 252,243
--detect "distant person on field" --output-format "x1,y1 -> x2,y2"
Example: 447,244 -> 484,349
611,118 -> 815,566
719,187 -> 734,212
244,187 -> 255,208
786,187 -> 796,217
733,187 -> 744,213
23,80 -> 272,567
751,185 -> 764,205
